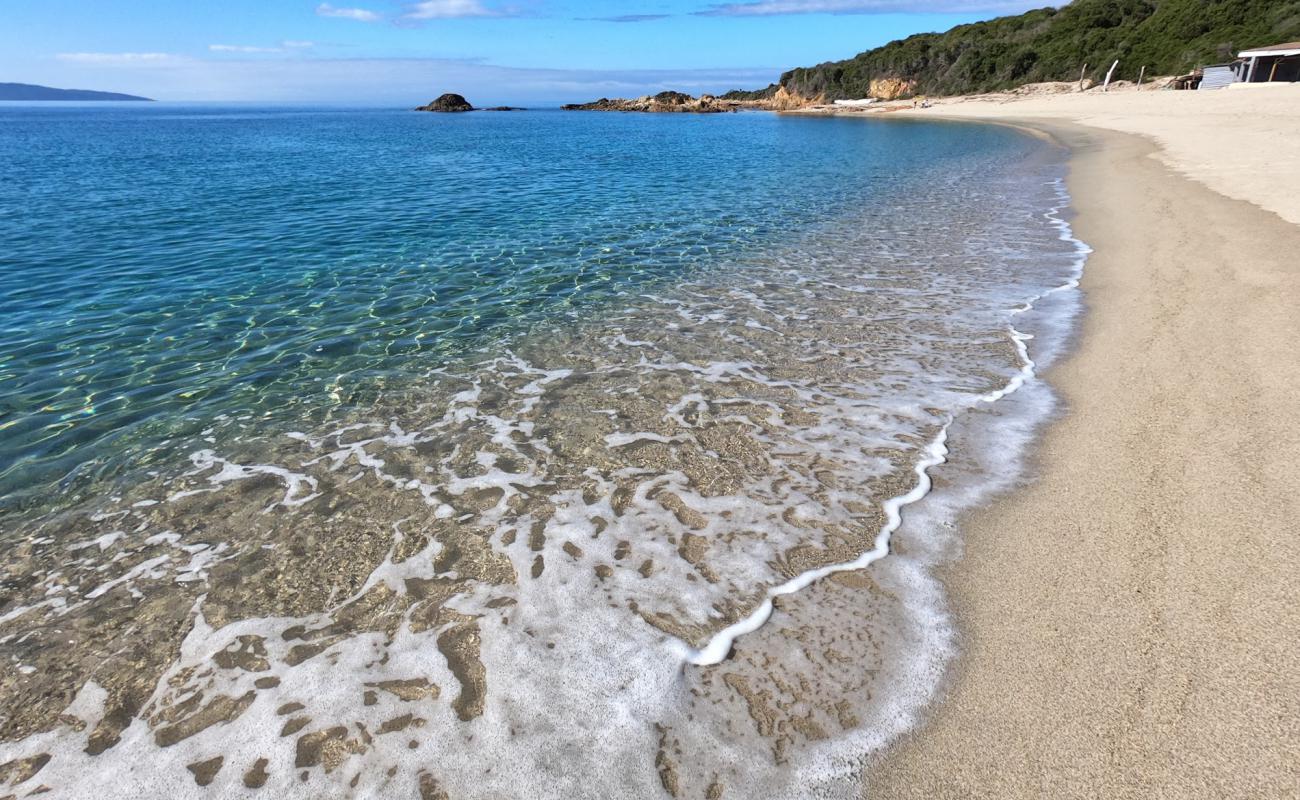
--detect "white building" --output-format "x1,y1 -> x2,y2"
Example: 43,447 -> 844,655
1237,41 -> 1300,84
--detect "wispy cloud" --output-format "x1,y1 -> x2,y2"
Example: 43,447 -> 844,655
209,41 -> 316,54
584,14 -> 672,22
56,52 -> 176,64
316,3 -> 381,21
402,0 -> 498,19
209,44 -> 283,53
698,0 -> 1037,14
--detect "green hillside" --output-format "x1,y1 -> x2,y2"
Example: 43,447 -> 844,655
727,0 -> 1300,100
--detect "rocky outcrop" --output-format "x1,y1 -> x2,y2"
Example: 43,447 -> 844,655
867,78 -> 916,100
764,85 -> 819,110
563,91 -> 736,113
416,93 -> 474,112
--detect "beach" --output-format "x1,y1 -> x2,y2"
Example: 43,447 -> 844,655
866,95 -> 1300,796
3,91 -> 1298,798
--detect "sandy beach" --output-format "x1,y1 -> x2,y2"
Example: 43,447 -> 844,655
864,92 -> 1300,796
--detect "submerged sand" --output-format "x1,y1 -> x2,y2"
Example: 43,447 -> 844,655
866,109 -> 1300,795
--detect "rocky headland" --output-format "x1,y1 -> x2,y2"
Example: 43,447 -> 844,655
563,86 -> 823,114
562,91 -> 739,113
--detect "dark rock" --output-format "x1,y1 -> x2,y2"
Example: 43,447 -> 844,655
481,106 -> 526,111
416,93 -> 474,113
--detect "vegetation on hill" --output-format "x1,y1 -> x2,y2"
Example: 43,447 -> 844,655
725,0 -> 1300,100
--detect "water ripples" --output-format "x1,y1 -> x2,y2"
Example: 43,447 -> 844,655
0,108 -> 996,513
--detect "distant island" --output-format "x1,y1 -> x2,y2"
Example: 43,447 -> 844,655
0,83 -> 152,101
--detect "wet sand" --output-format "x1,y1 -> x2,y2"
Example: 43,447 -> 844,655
867,123 -> 1300,796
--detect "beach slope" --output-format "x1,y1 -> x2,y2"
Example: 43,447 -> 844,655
868,119 -> 1300,797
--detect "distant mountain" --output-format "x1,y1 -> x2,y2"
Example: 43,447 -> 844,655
726,0 -> 1300,101
0,83 -> 153,101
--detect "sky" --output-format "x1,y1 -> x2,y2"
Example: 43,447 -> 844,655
0,0 -> 1050,105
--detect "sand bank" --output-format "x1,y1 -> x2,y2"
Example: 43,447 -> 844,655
863,118 -> 1300,797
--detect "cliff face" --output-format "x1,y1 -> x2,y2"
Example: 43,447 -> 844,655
867,78 -> 916,101
764,85 -> 820,110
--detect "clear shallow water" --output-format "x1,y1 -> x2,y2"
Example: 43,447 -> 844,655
3,106 -> 1004,514
0,106 -> 1083,798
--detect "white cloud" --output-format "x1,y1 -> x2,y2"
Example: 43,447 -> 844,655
699,0 -> 1038,14
403,0 -> 496,19
282,41 -> 316,49
209,44 -> 283,53
316,3 -> 381,21
56,52 -> 176,63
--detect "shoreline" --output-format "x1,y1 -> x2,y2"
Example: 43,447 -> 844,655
864,119 -> 1300,795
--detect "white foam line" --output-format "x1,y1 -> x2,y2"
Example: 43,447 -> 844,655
671,426 -> 951,666
674,177 -> 1091,668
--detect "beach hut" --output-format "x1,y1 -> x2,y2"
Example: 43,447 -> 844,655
1237,42 -> 1300,84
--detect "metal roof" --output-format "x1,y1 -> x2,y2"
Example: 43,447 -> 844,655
1239,41 -> 1300,57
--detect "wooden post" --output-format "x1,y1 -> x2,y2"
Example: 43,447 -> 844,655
1269,60 -> 1280,82
1079,63 -> 1088,91
1103,60 -> 1120,91
1137,65 -> 1146,87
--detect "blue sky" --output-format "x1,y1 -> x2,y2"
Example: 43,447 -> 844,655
1,0 -> 1049,104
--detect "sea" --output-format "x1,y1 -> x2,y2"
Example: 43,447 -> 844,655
0,105 -> 1087,798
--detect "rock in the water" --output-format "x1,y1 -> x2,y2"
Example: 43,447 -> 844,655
416,93 -> 474,112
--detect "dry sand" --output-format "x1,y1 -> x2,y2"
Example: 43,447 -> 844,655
862,104 -> 1300,796
902,84 -> 1300,225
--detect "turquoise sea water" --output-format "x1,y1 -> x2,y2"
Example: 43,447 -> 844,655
4,106 -> 1036,514
0,106 -> 1085,799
